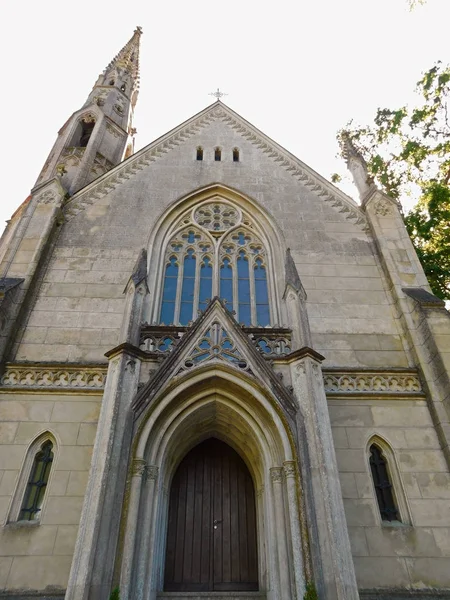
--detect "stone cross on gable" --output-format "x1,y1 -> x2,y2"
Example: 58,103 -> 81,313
209,88 -> 228,101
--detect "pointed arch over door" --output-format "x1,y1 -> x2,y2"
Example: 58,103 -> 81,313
164,438 -> 258,592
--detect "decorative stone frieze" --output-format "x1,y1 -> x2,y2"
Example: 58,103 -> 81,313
36,190 -> 60,205
0,363 -> 107,391
323,370 -> 423,396
139,323 -> 292,357
270,467 -> 283,483
132,458 -> 147,477
147,465 -> 159,481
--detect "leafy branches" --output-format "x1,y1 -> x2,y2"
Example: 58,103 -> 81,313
338,63 -> 450,300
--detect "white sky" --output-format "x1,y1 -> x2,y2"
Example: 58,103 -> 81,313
0,0 -> 448,232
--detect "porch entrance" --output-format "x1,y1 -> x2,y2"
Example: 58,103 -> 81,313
164,438 -> 258,591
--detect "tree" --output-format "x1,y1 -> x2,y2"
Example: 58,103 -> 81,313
336,62 -> 450,301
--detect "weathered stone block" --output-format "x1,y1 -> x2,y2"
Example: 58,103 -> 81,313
365,526 -> 440,557
50,401 -> 99,424
407,557 -> 450,587
343,499 -> 378,526
0,525 -> 58,556
42,496 -> 84,526
6,555 -> 71,589
56,447 -> 92,471
53,525 -> 78,556
66,471 -> 89,496
76,424 -> 97,446
353,556 -> 410,588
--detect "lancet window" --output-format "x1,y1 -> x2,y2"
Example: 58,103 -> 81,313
369,444 -> 399,522
19,440 -> 54,521
159,201 -> 272,326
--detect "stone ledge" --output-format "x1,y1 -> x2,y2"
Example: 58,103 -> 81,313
360,590 -> 450,600
0,593 -> 64,600
0,362 -> 107,392
323,369 -> 424,397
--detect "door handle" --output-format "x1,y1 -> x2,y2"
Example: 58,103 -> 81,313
213,519 -> 222,529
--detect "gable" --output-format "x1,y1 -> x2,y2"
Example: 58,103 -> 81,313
132,298 -> 297,422
63,102 -> 367,231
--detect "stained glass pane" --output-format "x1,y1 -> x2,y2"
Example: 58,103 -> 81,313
199,257 -> 213,311
237,251 -> 251,325
220,258 -> 233,306
160,257 -> 178,324
179,250 -> 196,325
254,259 -> 270,326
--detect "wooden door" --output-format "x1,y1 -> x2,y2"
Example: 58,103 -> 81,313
164,438 -> 258,591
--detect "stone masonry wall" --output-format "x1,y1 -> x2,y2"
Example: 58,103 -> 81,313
0,391 -> 100,591
14,117 -> 407,368
331,396 -> 450,590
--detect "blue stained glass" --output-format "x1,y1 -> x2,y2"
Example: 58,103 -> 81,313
254,259 -> 270,326
258,339 -> 271,354
199,258 -> 213,311
255,279 -> 269,302
160,303 -> 175,325
179,250 -> 196,325
256,305 -> 270,326
160,257 -> 178,324
237,251 -> 251,325
220,258 -> 233,305
239,304 -> 252,325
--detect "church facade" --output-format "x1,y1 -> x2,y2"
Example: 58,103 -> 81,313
0,28 -> 450,600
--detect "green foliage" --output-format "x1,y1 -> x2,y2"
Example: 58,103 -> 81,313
109,588 -> 120,600
337,62 -> 450,300
304,581 -> 319,600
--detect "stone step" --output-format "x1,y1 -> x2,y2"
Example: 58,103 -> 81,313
157,593 -> 265,600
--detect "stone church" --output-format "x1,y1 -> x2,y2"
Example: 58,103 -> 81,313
0,27 -> 450,600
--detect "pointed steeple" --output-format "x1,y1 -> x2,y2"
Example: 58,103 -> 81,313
104,26 -> 142,89
34,28 -> 143,195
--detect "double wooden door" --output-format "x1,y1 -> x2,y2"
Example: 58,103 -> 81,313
164,438 -> 258,591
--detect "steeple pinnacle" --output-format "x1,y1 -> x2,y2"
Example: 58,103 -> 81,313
104,26 -> 142,86
34,28 -> 144,195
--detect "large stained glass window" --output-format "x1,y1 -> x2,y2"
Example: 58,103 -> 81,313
159,201 -> 272,326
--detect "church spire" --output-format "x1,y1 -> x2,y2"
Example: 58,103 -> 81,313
34,28 -> 143,195
104,26 -> 142,88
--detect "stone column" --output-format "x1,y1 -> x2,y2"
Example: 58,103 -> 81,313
270,467 -> 291,600
363,189 -> 450,466
120,458 -> 147,599
283,461 -> 306,600
139,466 -> 159,600
65,344 -> 144,600
0,179 -> 66,364
288,348 -> 360,600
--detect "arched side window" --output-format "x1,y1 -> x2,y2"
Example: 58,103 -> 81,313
159,201 -> 271,326
367,436 -> 410,525
233,148 -> 240,162
7,433 -> 57,523
196,147 -> 203,161
69,115 -> 96,148
369,444 -> 399,522
214,147 -> 221,161
19,440 -> 54,521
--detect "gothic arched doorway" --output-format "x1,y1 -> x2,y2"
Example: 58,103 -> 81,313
164,438 -> 259,592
